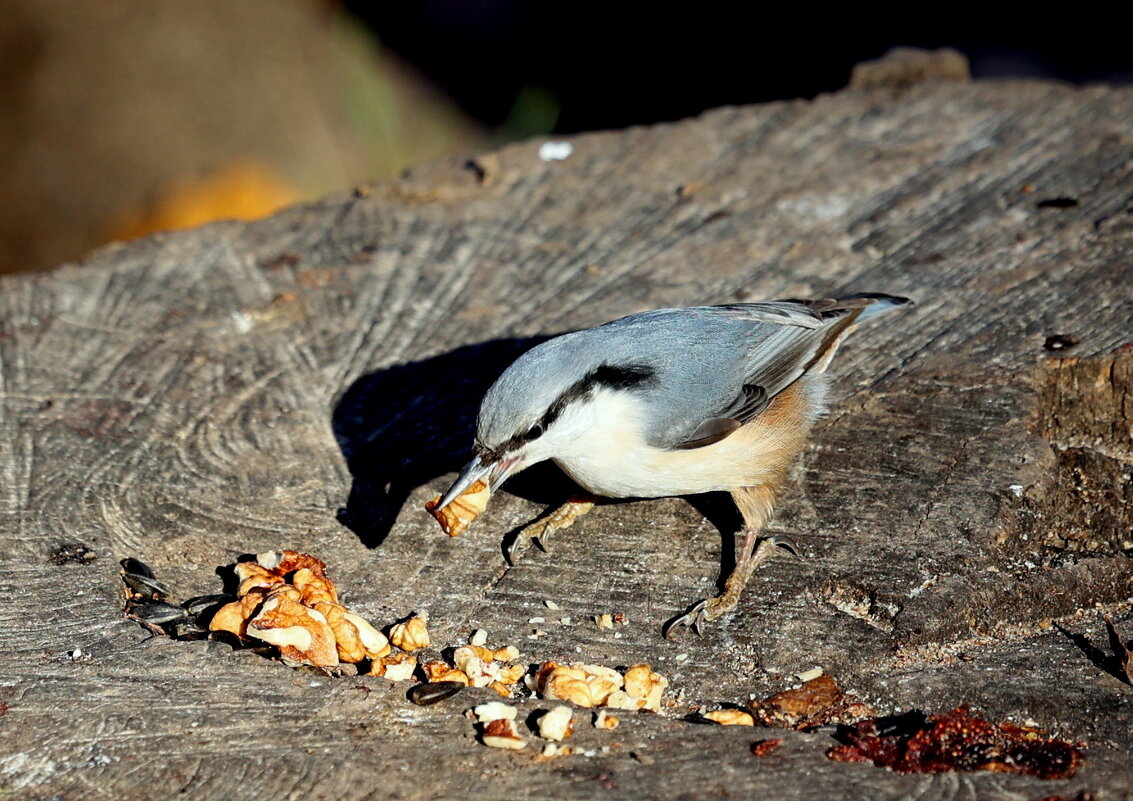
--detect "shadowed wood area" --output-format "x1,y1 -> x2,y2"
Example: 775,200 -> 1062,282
3,71 -> 1133,799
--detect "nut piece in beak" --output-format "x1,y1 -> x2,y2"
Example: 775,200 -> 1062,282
424,479 -> 491,537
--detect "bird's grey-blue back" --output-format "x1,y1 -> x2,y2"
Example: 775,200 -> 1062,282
476,301 -> 853,450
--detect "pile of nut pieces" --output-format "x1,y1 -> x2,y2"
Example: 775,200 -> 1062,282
207,550 -> 671,752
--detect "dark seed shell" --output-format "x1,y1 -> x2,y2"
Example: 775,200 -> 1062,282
119,557 -> 155,579
122,572 -> 171,599
180,594 -> 230,617
408,681 -> 466,706
127,600 -> 188,625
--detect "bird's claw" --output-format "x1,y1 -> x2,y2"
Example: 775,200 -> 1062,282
662,599 -> 709,639
766,534 -> 801,558
503,531 -> 529,567
502,525 -> 555,566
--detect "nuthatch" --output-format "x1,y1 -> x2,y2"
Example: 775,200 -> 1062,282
433,293 -> 912,636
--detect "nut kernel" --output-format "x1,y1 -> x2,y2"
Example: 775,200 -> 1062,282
425,479 -> 491,537
704,709 -> 755,726
537,706 -> 575,741
390,615 -> 430,652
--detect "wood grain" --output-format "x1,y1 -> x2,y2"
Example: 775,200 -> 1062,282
2,69 -> 1132,798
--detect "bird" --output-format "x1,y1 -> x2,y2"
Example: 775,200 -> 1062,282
432,293 -> 912,636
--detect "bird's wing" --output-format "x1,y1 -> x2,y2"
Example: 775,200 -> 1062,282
664,295 -> 909,450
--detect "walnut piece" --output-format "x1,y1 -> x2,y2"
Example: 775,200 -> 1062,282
421,660 -> 471,686
211,551 -> 386,668
473,701 -> 517,722
704,709 -> 755,726
537,662 -> 623,708
390,614 -> 430,652
246,592 -> 339,667
537,706 -> 575,741
480,718 -> 526,750
594,710 -> 619,730
424,479 -> 491,537
622,664 -> 668,712
371,653 -> 417,681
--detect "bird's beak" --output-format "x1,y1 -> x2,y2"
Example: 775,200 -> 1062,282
434,453 -> 521,512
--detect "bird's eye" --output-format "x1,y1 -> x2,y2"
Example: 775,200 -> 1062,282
525,423 -> 544,441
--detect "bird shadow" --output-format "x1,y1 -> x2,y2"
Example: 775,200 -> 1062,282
1054,621 -> 1133,686
333,335 -> 580,549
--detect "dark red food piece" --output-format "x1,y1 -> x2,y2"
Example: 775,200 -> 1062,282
827,705 -> 1082,780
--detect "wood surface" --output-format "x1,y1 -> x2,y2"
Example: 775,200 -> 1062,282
2,62 -> 1132,799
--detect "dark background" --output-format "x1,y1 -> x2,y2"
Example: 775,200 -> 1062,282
348,1 -> 1133,133
3,0 -> 1131,275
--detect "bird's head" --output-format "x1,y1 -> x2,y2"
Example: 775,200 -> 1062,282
432,337 -> 657,512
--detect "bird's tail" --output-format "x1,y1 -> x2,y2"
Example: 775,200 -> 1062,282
804,292 -> 913,373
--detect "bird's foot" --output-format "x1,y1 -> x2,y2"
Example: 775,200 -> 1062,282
661,535 -> 801,638
662,593 -> 739,639
662,598 -> 711,639
503,495 -> 597,566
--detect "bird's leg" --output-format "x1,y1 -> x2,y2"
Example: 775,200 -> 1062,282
663,484 -> 798,638
504,494 -> 597,565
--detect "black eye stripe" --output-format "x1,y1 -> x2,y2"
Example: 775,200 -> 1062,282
485,362 -> 656,457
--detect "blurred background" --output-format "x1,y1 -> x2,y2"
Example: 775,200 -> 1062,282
1,0 -> 1129,275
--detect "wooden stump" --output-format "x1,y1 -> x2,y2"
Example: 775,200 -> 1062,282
2,66 -> 1131,798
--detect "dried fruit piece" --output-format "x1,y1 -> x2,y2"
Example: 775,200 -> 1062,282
704,709 -> 755,726
595,614 -> 614,630
750,674 -> 873,730
827,706 -> 1083,779
390,615 -> 430,652
424,479 -> 491,537
750,738 -> 783,757
537,706 -> 575,741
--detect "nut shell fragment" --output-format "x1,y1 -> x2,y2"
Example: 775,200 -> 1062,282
425,479 -> 491,537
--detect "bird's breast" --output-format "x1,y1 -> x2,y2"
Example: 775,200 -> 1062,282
551,380 -> 817,498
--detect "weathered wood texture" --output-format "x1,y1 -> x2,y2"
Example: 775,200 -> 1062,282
2,74 -> 1132,799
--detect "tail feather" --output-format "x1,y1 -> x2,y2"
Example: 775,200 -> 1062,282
805,293 -> 913,374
